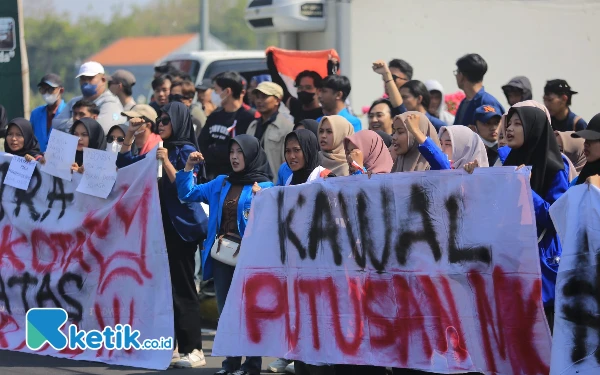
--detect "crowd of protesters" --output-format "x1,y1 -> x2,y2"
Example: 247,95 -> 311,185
0,50 -> 599,375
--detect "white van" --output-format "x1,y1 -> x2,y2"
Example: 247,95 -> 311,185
159,50 -> 268,88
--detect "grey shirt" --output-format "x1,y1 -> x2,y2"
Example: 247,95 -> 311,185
52,90 -> 126,133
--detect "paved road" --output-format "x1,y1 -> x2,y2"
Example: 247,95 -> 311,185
0,331 -> 278,375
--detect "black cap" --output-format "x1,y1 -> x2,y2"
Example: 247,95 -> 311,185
544,79 -> 578,96
37,73 -> 63,88
572,114 -> 600,140
195,78 -> 212,91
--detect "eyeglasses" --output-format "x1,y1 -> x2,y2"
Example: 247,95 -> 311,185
392,74 -> 408,82
38,86 -> 56,94
107,135 -> 125,143
159,117 -> 171,125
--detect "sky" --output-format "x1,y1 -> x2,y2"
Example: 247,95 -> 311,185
24,0 -> 154,22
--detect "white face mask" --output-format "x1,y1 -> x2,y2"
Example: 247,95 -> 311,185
42,93 -> 59,105
211,90 -> 227,107
106,141 -> 122,153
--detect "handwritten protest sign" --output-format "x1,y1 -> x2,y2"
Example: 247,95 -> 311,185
213,168 -> 552,374
41,131 -> 78,181
76,148 -> 117,199
550,185 -> 600,375
0,149 -> 173,370
3,155 -> 36,190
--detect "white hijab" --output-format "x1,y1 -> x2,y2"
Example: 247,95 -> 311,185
439,125 -> 489,168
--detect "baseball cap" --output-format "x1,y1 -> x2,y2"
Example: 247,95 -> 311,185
571,113 -> 600,141
254,82 -> 283,100
110,69 -> 136,87
196,78 -> 212,91
474,105 -> 502,124
122,104 -> 158,125
37,73 -> 63,88
76,61 -> 105,78
544,79 -> 578,96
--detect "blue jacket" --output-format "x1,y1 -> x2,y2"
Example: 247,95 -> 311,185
277,163 -> 293,186
117,144 -> 208,243
392,104 -> 408,117
417,137 -> 451,170
498,146 -> 510,164
175,172 -> 273,280
533,156 -> 569,306
30,100 -> 67,152
317,107 -> 362,133
454,88 -> 505,127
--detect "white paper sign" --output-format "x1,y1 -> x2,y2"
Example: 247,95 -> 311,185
549,185 -> 600,375
41,130 -> 78,181
3,156 -> 36,190
76,147 -> 118,199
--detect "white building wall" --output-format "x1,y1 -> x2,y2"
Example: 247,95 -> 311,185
347,0 -> 600,120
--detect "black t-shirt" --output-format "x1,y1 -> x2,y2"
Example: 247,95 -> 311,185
199,107 -> 256,180
289,97 -> 324,124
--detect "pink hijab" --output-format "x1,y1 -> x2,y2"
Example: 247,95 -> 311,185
345,130 -> 393,174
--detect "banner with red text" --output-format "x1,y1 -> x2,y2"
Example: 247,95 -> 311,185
213,167 -> 552,374
0,149 -> 173,370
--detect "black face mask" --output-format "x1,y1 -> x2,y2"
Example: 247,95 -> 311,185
297,91 -> 315,105
169,94 -> 184,103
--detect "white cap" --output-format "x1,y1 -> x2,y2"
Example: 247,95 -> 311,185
76,61 -> 105,78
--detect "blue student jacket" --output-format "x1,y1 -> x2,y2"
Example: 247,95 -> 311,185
175,171 -> 274,280
453,87 -> 505,127
30,100 -> 67,152
277,163 -> 293,186
116,144 -> 208,244
418,137 -> 451,170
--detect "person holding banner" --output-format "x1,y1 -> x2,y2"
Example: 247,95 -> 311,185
4,118 -> 43,161
318,115 -> 355,176
284,129 -> 333,186
402,114 -> 489,172
390,112 -> 440,172
344,129 -> 393,175
503,104 -> 570,329
175,134 -> 273,375
69,118 -> 107,173
119,102 -> 209,368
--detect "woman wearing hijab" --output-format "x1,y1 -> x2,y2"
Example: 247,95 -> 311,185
4,118 -> 43,161
503,105 -> 569,330
568,113 -> 600,186
555,131 -> 585,174
403,114 -> 489,171
106,124 -> 127,153
318,115 -> 355,176
118,102 -> 209,368
390,112 -> 440,173
284,129 -> 334,186
176,134 -> 273,375
344,130 -> 393,175
69,118 -> 107,172
277,119 -> 321,186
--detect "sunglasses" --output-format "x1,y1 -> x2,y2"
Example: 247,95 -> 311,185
107,135 -> 125,143
158,117 -> 171,125
392,74 -> 408,82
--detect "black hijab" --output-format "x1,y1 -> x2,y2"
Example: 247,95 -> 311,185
4,118 -> 42,157
374,130 -> 393,148
504,106 -> 564,196
70,118 -> 107,166
227,134 -> 273,185
286,129 -> 321,185
294,119 -> 319,138
160,102 -> 198,150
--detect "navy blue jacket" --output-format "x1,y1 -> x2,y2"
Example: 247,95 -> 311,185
454,87 -> 505,127
117,144 -> 208,243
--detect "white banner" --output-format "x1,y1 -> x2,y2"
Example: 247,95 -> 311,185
0,149 -> 173,370
550,184 -> 600,375
213,167 -> 552,374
